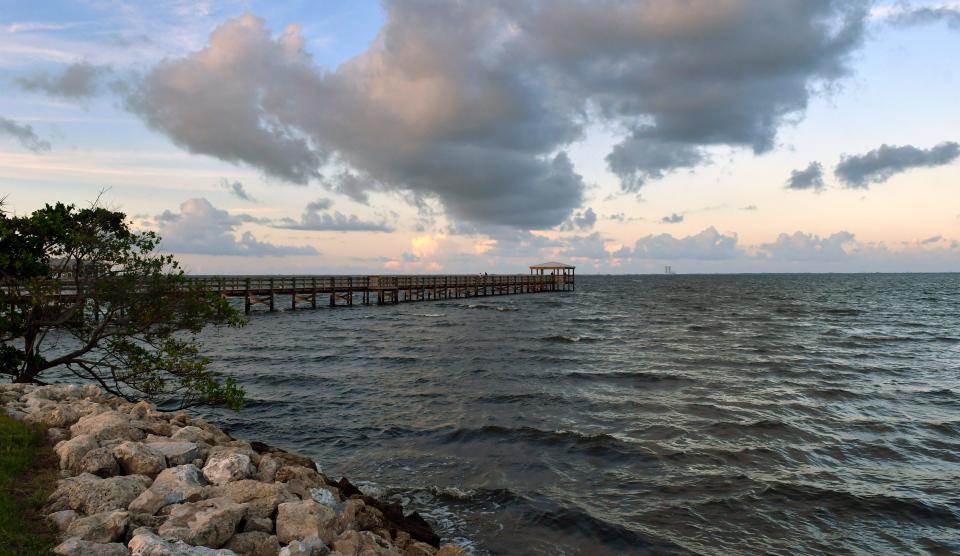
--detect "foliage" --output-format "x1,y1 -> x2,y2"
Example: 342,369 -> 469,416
0,201 -> 245,410
0,413 -> 57,556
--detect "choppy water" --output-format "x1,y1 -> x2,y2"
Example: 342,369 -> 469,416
190,274 -> 960,555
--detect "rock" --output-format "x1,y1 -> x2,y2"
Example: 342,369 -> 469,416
158,497 -> 247,548
171,425 -> 215,445
202,479 -> 297,519
275,465 -> 325,499
129,531 -> 238,555
404,541 -> 436,556
276,500 -> 338,545
332,530 -> 400,556
128,400 -> 152,419
279,535 -> 329,556
40,404 -> 81,428
208,442 -> 261,467
114,442 -> 167,477
71,411 -> 145,442
129,511 -> 167,535
142,464 -> 207,509
47,509 -> 79,532
47,427 -> 71,444
56,433 -> 99,471
243,516 -> 274,534
311,487 -> 340,509
128,488 -> 166,515
435,546 -> 466,556
47,473 -> 152,515
64,509 -> 129,543
147,441 -> 200,466
202,453 -> 254,485
79,446 -> 121,477
52,537 -> 129,556
222,531 -> 280,556
255,455 -> 281,483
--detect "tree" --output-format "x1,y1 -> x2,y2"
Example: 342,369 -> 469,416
0,201 -> 246,410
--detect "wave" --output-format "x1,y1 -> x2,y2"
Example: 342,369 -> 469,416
539,334 -> 599,343
563,370 -> 694,384
442,425 -> 651,460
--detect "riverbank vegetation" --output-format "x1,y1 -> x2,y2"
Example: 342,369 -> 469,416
0,201 -> 245,410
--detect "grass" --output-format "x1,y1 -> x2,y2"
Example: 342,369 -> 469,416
0,413 -> 58,556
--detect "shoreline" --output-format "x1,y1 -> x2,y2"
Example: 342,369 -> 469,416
0,382 -> 467,556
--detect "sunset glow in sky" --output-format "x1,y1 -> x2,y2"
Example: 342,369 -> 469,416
1,1 -> 959,273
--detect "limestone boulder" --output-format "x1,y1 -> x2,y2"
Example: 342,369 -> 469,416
243,516 -> 274,534
208,442 -> 261,467
71,411 -> 145,442
56,433 -> 99,471
114,441 -> 167,477
404,541 -> 437,556
147,441 -> 200,467
157,497 -> 247,548
35,404 -> 81,428
47,427 -> 71,444
171,425 -> 215,445
332,530 -> 400,556
435,546 -> 467,556
145,464 -> 207,506
279,535 -> 329,556
274,465 -> 325,499
79,446 -> 121,477
47,473 -> 152,515
202,479 -> 298,519
128,531 -> 238,555
64,509 -> 130,543
47,509 -> 79,533
223,531 -> 280,556
277,499 -> 338,545
202,453 -> 254,485
52,537 -> 129,556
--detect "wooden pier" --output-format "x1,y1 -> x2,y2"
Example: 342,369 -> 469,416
198,269 -> 575,314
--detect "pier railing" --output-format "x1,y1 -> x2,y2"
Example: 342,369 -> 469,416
190,273 -> 573,313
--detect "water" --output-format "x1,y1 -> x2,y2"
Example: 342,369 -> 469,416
188,274 -> 960,555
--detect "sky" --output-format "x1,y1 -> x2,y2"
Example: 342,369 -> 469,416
1,0 -> 959,274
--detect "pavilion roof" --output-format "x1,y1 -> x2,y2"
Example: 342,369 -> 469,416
529,262 -> 576,269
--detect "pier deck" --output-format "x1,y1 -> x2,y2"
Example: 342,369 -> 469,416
196,273 -> 574,313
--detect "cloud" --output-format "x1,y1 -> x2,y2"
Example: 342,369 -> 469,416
125,11 -> 584,229
219,179 -> 256,202
15,61 -> 108,98
920,234 -> 943,245
122,3 -> 868,227
0,116 -> 51,152
741,205 -> 758,211
532,1 -> 868,190
560,207 -> 597,230
626,227 -> 740,260
886,5 -> 960,29
155,197 -> 317,256
835,142 -> 960,188
786,161 -> 826,191
758,230 -> 855,261
661,213 -> 684,224
272,198 -> 392,232
562,232 -> 610,260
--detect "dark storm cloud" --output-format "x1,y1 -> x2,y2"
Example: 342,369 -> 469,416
661,213 -> 684,224
220,179 -> 257,202
123,2 -> 868,227
16,62 -> 108,99
835,142 -> 960,188
272,198 -> 393,232
0,116 -> 50,152
786,162 -> 826,191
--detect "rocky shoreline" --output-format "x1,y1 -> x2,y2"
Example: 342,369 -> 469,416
1,383 -> 466,556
